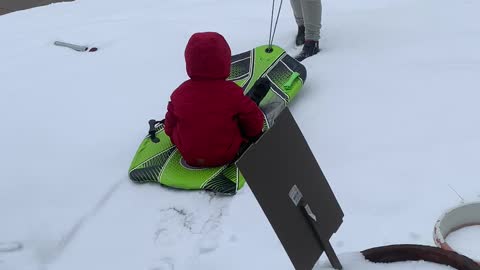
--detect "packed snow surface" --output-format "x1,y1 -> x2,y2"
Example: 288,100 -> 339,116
446,225 -> 480,262
1,0 -> 480,269
316,253 -> 455,270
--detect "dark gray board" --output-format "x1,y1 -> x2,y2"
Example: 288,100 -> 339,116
0,0 -> 72,15
236,107 -> 344,270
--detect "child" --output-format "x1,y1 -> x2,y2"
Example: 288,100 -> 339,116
164,32 -> 268,167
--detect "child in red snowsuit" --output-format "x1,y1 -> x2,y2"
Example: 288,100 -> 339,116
164,32 -> 265,167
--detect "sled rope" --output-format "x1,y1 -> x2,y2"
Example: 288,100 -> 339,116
268,0 -> 284,52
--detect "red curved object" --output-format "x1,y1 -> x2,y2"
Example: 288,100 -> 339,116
362,244 -> 480,270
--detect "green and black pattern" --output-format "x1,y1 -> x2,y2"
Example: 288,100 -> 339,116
229,57 -> 251,81
128,45 -> 306,195
130,147 -> 176,183
203,174 -> 237,195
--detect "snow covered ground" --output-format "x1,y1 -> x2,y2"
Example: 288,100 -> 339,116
447,225 -> 480,262
1,0 -> 480,269
316,253 -> 456,270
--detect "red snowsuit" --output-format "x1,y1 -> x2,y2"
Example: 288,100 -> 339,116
164,32 -> 264,167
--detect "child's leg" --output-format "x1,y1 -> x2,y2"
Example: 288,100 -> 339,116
247,77 -> 270,105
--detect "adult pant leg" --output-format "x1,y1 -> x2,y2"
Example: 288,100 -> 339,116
301,0 -> 322,41
290,0 -> 304,26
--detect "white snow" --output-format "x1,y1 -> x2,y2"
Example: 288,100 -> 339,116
446,225 -> 480,262
1,0 -> 480,269
316,253 -> 455,270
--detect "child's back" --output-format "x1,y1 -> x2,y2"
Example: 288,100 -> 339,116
165,32 -> 264,167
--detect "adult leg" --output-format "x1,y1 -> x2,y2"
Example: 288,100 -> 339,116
295,0 -> 322,61
290,0 -> 306,45
290,0 -> 305,26
301,0 -> 322,41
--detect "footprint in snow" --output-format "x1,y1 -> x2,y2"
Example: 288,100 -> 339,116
150,257 -> 174,270
409,232 -> 421,240
0,242 -> 23,253
229,234 -> 238,243
197,220 -> 222,255
198,237 -> 220,254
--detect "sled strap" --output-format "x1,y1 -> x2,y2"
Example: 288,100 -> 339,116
284,72 -> 300,90
267,0 -> 284,52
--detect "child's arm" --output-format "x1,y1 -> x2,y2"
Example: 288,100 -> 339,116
235,90 -> 264,140
164,101 -> 176,137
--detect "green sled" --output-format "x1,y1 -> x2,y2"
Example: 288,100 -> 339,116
128,45 -> 307,195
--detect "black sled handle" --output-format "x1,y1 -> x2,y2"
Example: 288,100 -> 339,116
148,119 -> 163,143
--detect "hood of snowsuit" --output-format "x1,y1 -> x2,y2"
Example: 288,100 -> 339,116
184,32 -> 231,80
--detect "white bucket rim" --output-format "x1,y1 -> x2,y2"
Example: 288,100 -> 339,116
433,201 -> 480,264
